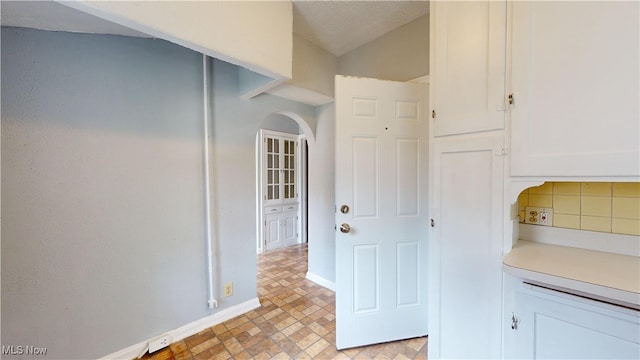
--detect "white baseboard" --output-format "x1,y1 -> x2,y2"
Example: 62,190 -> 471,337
101,297 -> 261,360
305,272 -> 336,292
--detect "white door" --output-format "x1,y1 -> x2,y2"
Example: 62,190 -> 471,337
429,134 -> 504,359
335,76 -> 429,349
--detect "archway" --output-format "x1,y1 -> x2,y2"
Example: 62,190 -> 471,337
255,111 -> 315,254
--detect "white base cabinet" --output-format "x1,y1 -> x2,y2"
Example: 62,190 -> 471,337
264,204 -> 298,251
506,281 -> 640,359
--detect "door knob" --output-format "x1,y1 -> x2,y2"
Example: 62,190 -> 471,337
339,223 -> 351,233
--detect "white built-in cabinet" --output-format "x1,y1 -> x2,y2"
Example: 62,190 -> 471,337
431,1 -> 639,358
262,131 -> 299,251
429,1 -> 508,358
265,204 -> 298,251
510,1 -> 640,177
504,279 -> 640,359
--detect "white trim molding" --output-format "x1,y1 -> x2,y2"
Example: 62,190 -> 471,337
100,298 -> 261,360
305,272 -> 336,292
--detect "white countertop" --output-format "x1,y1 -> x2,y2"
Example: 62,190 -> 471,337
503,240 -> 640,308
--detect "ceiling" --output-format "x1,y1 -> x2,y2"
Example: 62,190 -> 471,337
293,0 -> 429,56
1,0 -> 429,58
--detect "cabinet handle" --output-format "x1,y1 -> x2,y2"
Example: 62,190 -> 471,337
511,313 -> 519,330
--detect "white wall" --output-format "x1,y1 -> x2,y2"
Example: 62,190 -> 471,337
1,27 -> 314,359
1,28 -> 207,358
61,0 -> 293,80
307,103 -> 336,285
290,34 -> 339,98
338,15 -> 429,81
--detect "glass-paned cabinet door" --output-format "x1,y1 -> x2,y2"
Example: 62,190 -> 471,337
266,137 -> 280,202
263,131 -> 298,206
283,139 -> 296,201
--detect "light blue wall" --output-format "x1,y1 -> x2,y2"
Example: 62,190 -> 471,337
1,27 -> 314,359
307,104 -> 336,285
208,59 -> 315,305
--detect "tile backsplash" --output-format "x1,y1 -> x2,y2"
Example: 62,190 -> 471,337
518,182 -> 640,236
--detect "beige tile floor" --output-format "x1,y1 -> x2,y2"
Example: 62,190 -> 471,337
143,243 -> 428,360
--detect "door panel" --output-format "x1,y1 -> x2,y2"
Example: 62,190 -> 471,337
282,211 -> 297,246
397,241 -> 419,307
352,137 -> 378,219
335,76 -> 429,349
265,214 -> 281,251
353,244 -> 379,314
396,139 -> 419,216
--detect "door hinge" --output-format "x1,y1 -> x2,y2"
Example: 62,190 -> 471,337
508,93 -> 514,105
495,147 -> 509,156
430,219 -> 435,227
431,109 -> 436,119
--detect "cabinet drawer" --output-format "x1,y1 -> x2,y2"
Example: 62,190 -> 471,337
282,204 -> 298,213
265,205 -> 282,214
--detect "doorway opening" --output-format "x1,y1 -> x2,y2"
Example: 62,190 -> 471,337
256,112 -> 312,255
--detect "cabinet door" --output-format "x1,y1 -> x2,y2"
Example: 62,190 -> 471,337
429,135 -> 505,359
264,213 -> 282,251
432,0 -> 507,136
281,210 -> 298,246
512,284 -> 640,359
264,134 -> 298,206
264,136 -> 282,206
510,1 -> 640,177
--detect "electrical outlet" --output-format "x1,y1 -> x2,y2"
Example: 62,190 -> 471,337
525,206 -> 553,226
148,333 -> 171,353
224,282 -> 233,297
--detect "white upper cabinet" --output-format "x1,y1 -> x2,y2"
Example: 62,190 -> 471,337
264,132 -> 298,206
432,0 -> 507,137
510,1 -> 640,177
